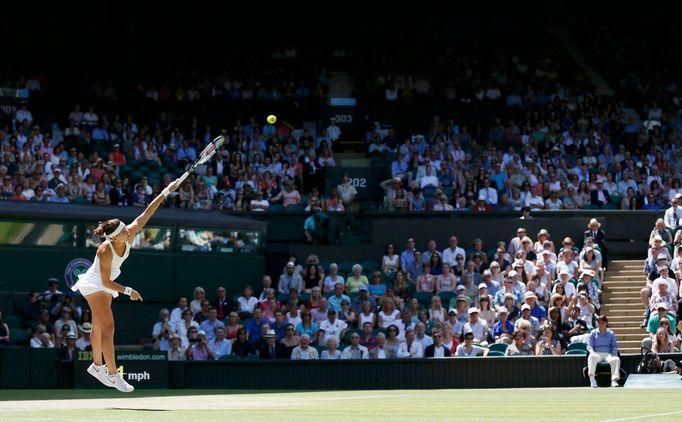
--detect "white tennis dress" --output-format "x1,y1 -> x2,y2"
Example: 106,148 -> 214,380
71,241 -> 131,298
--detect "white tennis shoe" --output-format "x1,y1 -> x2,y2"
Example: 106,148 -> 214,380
87,363 -> 115,388
108,372 -> 135,393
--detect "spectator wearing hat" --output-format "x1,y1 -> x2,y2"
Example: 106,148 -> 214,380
397,328 -> 424,358
76,322 -> 92,351
279,262 -> 303,294
445,308 -> 464,341
492,307 -> 515,344
587,315 -> 620,388
341,332 -> 369,359
523,291 -> 547,322
664,194 -> 682,229
463,307 -> 489,344
585,218 -> 608,269
515,304 -> 540,338
455,331 -> 488,357
58,332 -> 78,361
258,329 -> 286,360
651,267 -> 679,310
646,303 -> 677,339
48,183 -> 69,203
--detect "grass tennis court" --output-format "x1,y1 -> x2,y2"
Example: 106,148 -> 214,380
1,388 -> 681,422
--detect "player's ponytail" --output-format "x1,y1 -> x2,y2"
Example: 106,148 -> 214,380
93,219 -> 121,238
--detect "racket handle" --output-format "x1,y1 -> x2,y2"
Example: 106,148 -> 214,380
177,171 -> 190,184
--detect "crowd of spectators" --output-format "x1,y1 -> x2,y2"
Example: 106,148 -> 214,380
640,202 -> 682,371
135,220 -> 614,361
1,278 -> 94,361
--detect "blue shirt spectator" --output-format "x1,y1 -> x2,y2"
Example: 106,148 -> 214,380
492,319 -> 515,339
587,328 -> 618,354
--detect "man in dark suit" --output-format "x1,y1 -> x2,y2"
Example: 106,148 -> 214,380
424,329 -> 451,358
589,181 -> 611,208
585,218 -> 608,270
58,333 -> 78,361
211,286 -> 235,321
258,329 -> 287,359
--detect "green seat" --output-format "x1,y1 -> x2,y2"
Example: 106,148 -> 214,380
414,292 -> 433,307
361,260 -> 380,273
287,204 -> 306,212
4,315 -> 23,329
610,195 -> 622,206
566,349 -> 588,356
278,293 -> 289,303
382,272 -> 397,284
488,350 -> 505,357
243,354 -> 260,361
602,203 -> 618,210
581,204 -> 599,210
338,261 -> 355,274
488,343 -> 508,354
269,204 -> 286,212
10,328 -> 29,345
219,354 -> 242,361
567,342 -> 588,352
438,291 -> 456,305
299,293 -> 311,303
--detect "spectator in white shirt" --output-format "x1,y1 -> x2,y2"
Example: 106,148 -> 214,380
340,333 -> 369,359
442,235 -> 466,267
397,328 -> 424,358
290,334 -> 319,360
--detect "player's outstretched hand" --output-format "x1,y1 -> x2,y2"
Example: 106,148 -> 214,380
168,177 -> 183,192
130,289 -> 144,301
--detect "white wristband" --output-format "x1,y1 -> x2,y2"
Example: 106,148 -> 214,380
161,187 -> 171,198
124,286 -> 132,296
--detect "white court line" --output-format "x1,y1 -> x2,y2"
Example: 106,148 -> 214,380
0,393 -> 410,412
599,409 -> 682,422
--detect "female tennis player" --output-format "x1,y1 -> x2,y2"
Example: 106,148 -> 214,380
71,177 -> 181,392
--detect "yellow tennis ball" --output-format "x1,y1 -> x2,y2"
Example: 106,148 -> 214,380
267,115 -> 277,124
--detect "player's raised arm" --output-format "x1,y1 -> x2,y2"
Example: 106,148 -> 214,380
127,177 -> 182,237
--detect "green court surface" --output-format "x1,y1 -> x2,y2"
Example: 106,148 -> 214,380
0,388 -> 681,422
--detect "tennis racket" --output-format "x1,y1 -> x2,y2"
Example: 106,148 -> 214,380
177,135 -> 225,184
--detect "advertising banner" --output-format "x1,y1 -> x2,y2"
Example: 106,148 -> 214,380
74,350 -> 168,389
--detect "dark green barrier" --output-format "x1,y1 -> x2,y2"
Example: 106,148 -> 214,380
0,346 -> 30,388
1,353 -> 673,389
30,348 -> 58,388
173,356 -> 587,390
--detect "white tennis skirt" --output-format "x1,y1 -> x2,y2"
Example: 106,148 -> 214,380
71,274 -> 119,298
